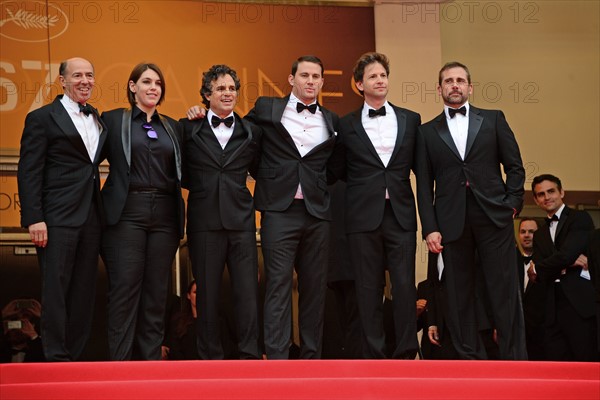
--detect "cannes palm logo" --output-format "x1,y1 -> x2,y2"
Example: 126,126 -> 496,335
0,1 -> 68,42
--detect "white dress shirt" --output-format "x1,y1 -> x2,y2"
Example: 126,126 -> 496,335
548,203 -> 565,243
281,93 -> 328,199
361,101 -> 397,199
60,94 -> 100,161
444,102 -> 470,160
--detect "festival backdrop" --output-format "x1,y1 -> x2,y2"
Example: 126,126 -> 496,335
0,0 -> 375,227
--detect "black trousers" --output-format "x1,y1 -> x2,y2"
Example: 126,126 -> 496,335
261,201 -> 329,359
188,229 -> 260,359
37,202 -> 101,361
348,202 -> 418,359
544,282 -> 598,361
102,192 -> 179,360
442,190 -> 527,360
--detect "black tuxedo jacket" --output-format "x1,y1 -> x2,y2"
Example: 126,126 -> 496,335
533,206 -> 595,320
180,114 -> 260,232
330,103 -> 421,233
18,95 -> 107,228
245,96 -> 338,221
100,108 -> 185,238
416,106 -> 525,242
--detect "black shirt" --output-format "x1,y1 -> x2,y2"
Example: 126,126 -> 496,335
129,106 -> 176,194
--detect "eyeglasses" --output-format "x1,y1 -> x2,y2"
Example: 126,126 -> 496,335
142,123 -> 157,139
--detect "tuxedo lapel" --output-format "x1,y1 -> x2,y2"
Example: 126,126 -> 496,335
94,111 -> 107,164
159,114 -> 182,181
321,106 -> 337,136
121,108 -> 132,167
222,117 -> 253,167
49,98 -> 88,157
191,120 -> 221,165
464,106 -> 483,159
350,108 -> 382,164
272,96 -> 298,152
389,105 -> 407,164
555,206 -> 570,241
434,113 -> 461,160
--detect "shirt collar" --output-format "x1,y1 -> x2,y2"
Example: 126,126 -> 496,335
207,109 -> 235,121
550,203 -> 566,220
61,94 -> 83,114
289,92 -> 317,107
132,105 -> 158,121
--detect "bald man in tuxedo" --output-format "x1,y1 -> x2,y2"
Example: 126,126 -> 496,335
18,57 -> 106,361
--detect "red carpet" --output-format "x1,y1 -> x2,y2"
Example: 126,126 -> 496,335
1,360 -> 599,399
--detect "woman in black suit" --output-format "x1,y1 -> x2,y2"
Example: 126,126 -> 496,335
101,63 -> 184,360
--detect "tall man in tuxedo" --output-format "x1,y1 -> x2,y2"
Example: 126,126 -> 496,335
180,65 -> 261,359
415,61 -> 527,360
516,218 -> 546,360
246,56 -> 338,359
17,57 -> 106,361
329,52 -> 421,358
530,174 -> 597,361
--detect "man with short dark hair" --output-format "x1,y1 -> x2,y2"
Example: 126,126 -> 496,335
17,57 -> 106,361
329,52 -> 421,358
415,61 -> 527,360
180,65 -> 261,359
246,56 -> 339,359
531,174 -> 597,361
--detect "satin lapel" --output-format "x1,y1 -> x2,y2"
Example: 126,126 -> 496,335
121,109 -> 132,167
93,106 -> 107,164
389,105 -> 407,164
464,107 -> 483,159
321,106 -> 336,136
350,108 -> 381,164
49,98 -> 88,156
434,113 -> 461,160
272,96 -> 300,153
191,119 -> 220,165
159,114 -> 182,181
223,117 -> 253,168
555,206 -> 570,240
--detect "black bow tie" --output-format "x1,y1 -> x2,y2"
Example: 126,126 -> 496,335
448,106 -> 467,118
211,115 -> 234,128
296,102 -> 318,114
522,255 -> 533,264
545,214 -> 559,225
78,103 -> 93,117
368,107 -> 386,118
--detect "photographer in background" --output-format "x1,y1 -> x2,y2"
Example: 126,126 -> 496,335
1,299 -> 45,363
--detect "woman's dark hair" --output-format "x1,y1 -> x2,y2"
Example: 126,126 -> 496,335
127,62 -> 166,107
